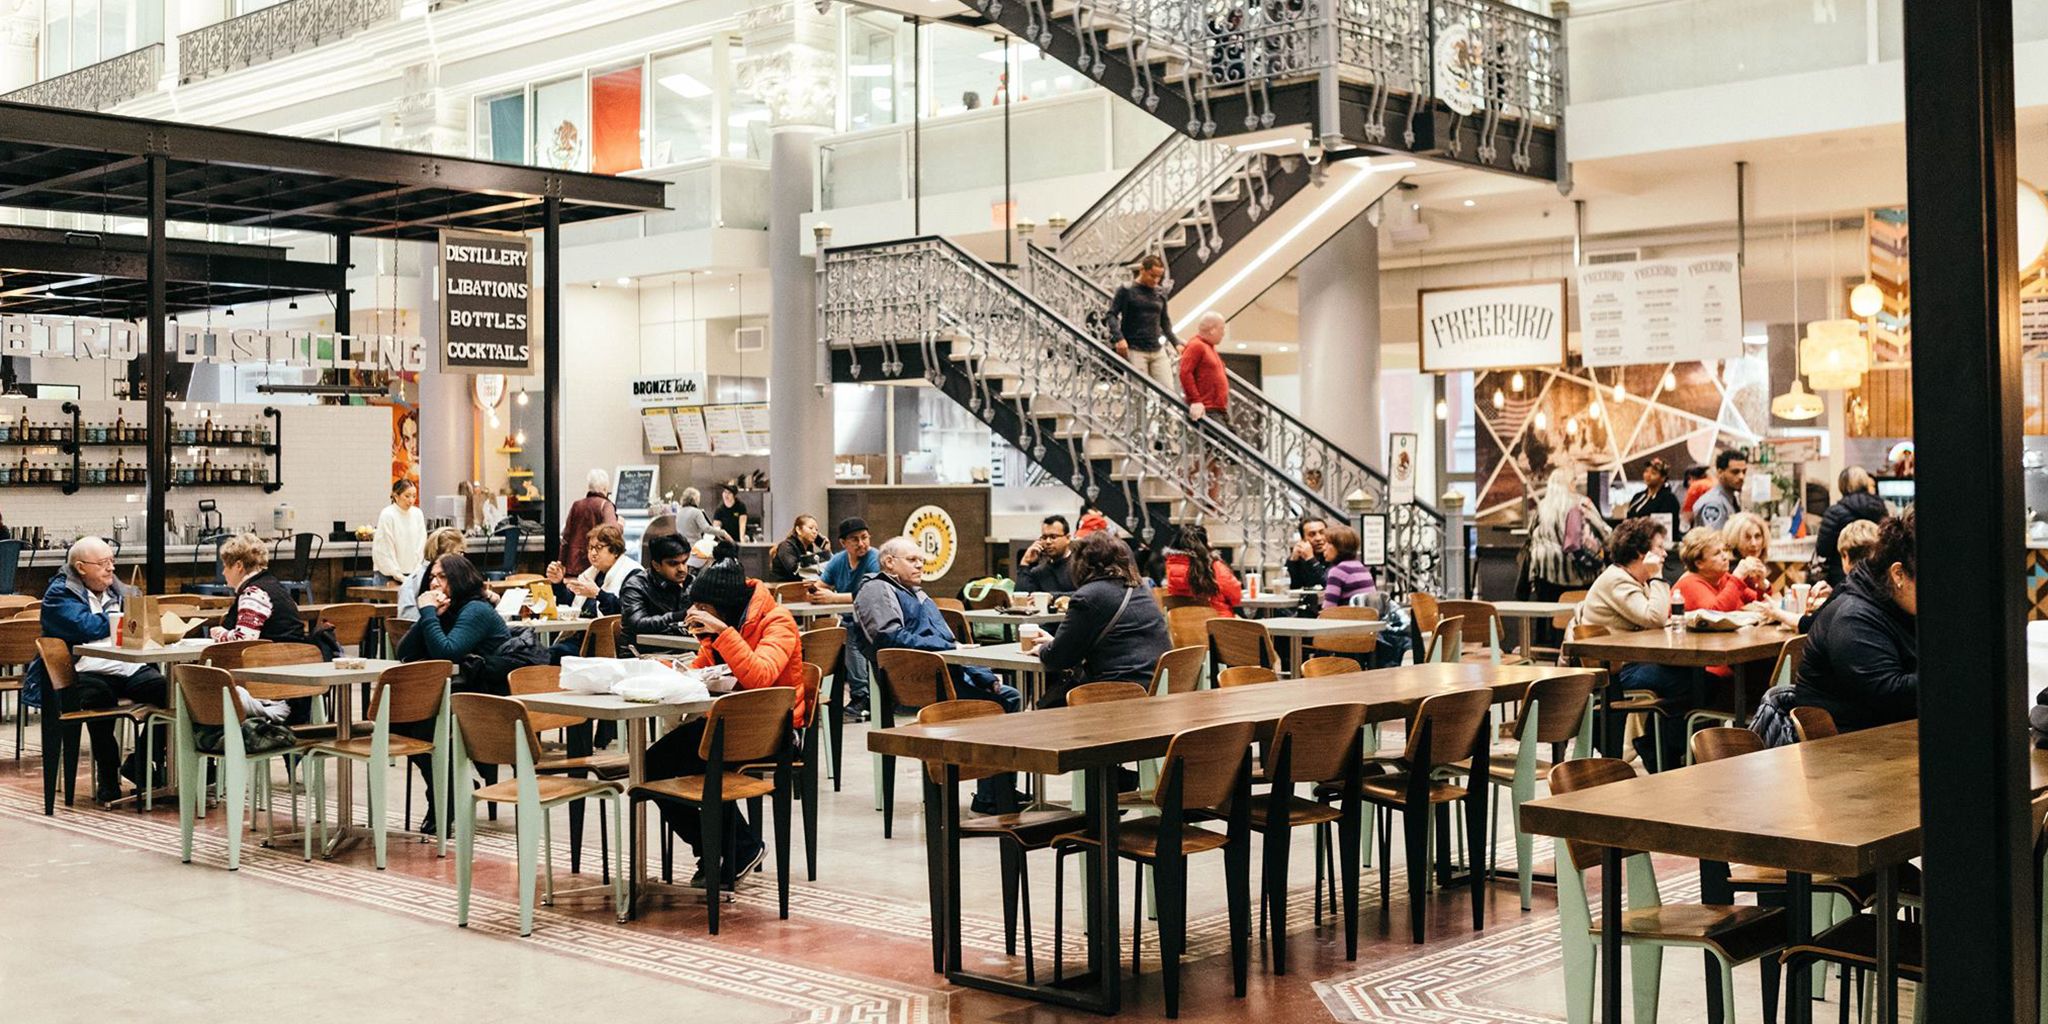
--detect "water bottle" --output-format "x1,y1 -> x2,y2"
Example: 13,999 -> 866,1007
1668,588 -> 1686,634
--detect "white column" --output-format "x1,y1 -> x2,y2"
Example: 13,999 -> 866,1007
740,0 -> 838,525
1297,208 -> 1383,465
1,1 -> 39,93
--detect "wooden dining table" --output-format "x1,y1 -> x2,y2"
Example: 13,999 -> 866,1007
1564,624 -> 1795,730
1520,720 -> 2048,1024
868,661 -> 1602,1013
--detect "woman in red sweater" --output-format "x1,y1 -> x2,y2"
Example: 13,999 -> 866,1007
1674,528 -> 1798,678
1163,524 -> 1242,616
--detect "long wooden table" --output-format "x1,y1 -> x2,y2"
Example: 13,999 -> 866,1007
869,661 -> 1602,1013
1520,721 -> 2048,1024
1564,625 -> 1794,740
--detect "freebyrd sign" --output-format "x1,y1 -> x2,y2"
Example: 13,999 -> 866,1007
1416,280 -> 1568,373
0,312 -> 426,372
440,229 -> 533,373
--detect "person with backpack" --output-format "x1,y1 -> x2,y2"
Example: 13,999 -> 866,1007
1528,467 -> 1612,603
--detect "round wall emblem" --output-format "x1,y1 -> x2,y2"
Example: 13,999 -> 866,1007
1433,22 -> 1484,118
904,504 -> 959,580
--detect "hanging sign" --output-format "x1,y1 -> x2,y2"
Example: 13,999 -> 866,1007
1417,280 -> 1567,373
472,374 -> 507,411
439,230 -> 533,373
1575,254 -> 1744,368
641,408 -> 680,454
1433,22 -> 1484,117
1388,433 -> 1418,505
631,372 -> 708,408
904,504 -> 960,580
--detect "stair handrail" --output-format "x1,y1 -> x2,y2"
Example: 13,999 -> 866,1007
1058,134 -> 1247,279
822,234 -> 1353,570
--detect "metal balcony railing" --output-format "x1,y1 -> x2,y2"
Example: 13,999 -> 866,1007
3,44 -> 164,111
178,0 -> 404,83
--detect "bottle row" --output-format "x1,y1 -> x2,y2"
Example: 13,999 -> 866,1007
0,416 -> 274,447
0,457 -> 274,486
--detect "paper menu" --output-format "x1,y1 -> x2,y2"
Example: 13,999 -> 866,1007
672,409 -> 711,454
737,404 -> 772,450
702,406 -> 748,454
641,408 -> 680,454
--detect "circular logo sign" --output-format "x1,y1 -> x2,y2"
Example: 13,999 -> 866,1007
1433,22 -> 1484,118
904,504 -> 959,580
471,373 -> 507,411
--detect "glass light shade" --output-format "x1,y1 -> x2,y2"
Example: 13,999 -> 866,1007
1849,281 -> 1884,319
1434,399 -> 1448,420
1534,410 -> 1548,430
1510,370 -> 1525,392
1771,379 -> 1824,420
1800,318 -> 1869,390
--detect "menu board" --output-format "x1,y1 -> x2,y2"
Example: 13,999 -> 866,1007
737,404 -> 772,450
613,466 -> 658,511
641,408 -> 680,454
1576,254 -> 1743,368
671,408 -> 711,454
702,405 -> 748,453
438,230 -> 533,372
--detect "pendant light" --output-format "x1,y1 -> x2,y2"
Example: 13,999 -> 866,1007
1491,387 -> 1505,410
1769,214 -> 1824,418
1434,398 -> 1448,421
1510,370 -> 1525,392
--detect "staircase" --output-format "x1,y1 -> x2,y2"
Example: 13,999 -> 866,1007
820,236 -> 1443,593
962,0 -> 1566,183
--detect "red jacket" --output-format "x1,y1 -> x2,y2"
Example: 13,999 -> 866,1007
1178,337 -> 1229,411
561,492 -> 619,576
1673,571 -> 1754,678
691,581 -> 814,728
1164,551 -> 1242,617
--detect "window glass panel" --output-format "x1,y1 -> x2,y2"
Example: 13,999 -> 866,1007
726,92 -> 768,161
45,4 -> 71,77
99,0 -> 127,64
650,46 -> 716,165
475,91 -> 527,164
72,0 -> 98,70
844,11 -> 908,130
532,75 -> 588,171
923,22 -> 1002,118
136,0 -> 161,47
1012,42 -> 1082,104
233,0 -> 285,14
590,61 -> 645,174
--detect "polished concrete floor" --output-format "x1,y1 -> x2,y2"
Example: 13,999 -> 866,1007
0,709 -> 1879,1023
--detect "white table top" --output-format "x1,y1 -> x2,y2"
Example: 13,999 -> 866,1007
636,632 -> 701,652
503,616 -> 593,634
938,642 -> 1047,673
1257,617 -> 1389,637
74,639 -> 214,664
1491,600 -> 1580,618
230,658 -> 402,686
513,691 -> 717,721
1238,593 -> 1308,609
960,608 -> 1066,626
779,601 -> 847,618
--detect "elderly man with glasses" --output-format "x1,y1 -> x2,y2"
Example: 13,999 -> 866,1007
24,536 -> 170,803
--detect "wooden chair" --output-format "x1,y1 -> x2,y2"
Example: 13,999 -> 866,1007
1684,636 -> 1807,764
1569,622 -> 1681,772
306,661 -> 455,868
36,636 -> 152,813
933,596 -> 967,613
1529,588 -> 1589,663
313,603 -> 377,654
1437,600 -> 1528,665
872,648 -> 956,838
0,594 -> 37,614
1408,592 -> 1441,635
800,627 -> 850,792
1421,616 -> 1466,664
382,616 -> 414,659
12,605 -> 41,619
1299,655 -> 1360,678
1548,758 -> 1786,1024
939,607 -> 973,646
773,582 -> 810,604
1066,681 -> 1149,705
1311,606 -> 1382,664
1149,646 -> 1207,696
242,642 -> 323,668
1051,720 -> 1257,1018
201,639 -> 271,670
731,664 -> 825,882
628,686 -> 799,934
1217,666 -> 1279,688
0,618 -> 38,760
1790,706 -> 1838,743
1250,702 -> 1370,973
501,573 -> 545,587
155,594 -> 205,608
1479,672 -> 1600,910
1366,687 -> 1493,943
964,580 -> 1014,611
451,693 -> 627,937
172,663 -> 324,868
1207,618 -> 1278,673
577,615 -> 622,659
1166,605 -> 1219,650
508,665 -> 630,878
914,699 -> 1085,977
1159,593 -> 1209,612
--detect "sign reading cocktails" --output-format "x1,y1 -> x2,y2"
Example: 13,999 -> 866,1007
440,229 -> 533,373
1416,280 -> 1568,373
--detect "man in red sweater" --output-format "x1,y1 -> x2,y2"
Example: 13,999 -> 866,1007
1179,312 -> 1231,428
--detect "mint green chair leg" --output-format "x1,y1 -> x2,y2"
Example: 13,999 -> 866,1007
514,729 -> 542,937
1556,844 -> 1597,1024
1362,723 -> 1379,869
455,732 -> 475,927
610,791 -> 629,922
541,808 -> 556,906
368,694 -> 391,869
1511,705 -> 1542,911
176,701 -> 199,864
1717,952 -> 1740,1024
1625,855 -> 1663,1024
432,685 -> 451,855
872,752 -> 886,811
222,691 -> 248,872
302,753 -> 316,862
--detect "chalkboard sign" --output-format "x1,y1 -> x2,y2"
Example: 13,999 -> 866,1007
613,465 -> 659,512
440,229 -> 533,372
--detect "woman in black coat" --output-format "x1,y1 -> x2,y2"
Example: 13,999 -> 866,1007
1814,466 -> 1889,588
1036,532 -> 1170,706
1791,512 -> 1916,732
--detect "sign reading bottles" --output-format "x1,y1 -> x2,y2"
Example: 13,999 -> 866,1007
1575,254 -> 1743,368
440,230 -> 533,372
1416,280 -> 1567,373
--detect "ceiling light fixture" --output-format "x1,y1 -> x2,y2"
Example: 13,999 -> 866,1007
657,72 -> 711,98
1510,370 -> 1524,392
1661,370 -> 1677,392
1491,388 -> 1505,410
1462,199 -> 1476,208
1849,281 -> 1883,319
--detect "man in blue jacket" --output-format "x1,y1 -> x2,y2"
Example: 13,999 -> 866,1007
853,536 -> 1023,813
27,537 -> 169,803
807,517 -> 880,718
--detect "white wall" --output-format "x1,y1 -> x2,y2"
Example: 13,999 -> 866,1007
555,286 -> 643,528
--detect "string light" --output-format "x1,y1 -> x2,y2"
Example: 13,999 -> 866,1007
1434,399 -> 1448,420
1510,370 -> 1525,392
1661,370 -> 1677,392
1491,388 -> 1505,410
1534,410 -> 1548,431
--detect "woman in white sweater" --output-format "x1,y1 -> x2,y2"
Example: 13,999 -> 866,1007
373,478 -> 429,583
1568,516 -> 1697,770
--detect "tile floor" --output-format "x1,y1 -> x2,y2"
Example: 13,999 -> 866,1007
0,711 -> 1880,1023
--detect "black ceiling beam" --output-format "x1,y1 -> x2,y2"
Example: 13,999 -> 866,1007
0,236 -> 338,293
0,154 -> 146,203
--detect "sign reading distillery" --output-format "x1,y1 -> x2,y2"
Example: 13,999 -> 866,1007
1416,280 -> 1568,373
440,230 -> 533,372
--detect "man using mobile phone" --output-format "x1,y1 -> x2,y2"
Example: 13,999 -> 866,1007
1014,514 -> 1075,595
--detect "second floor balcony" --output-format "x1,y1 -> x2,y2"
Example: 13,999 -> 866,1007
178,0 -> 457,84
3,44 -> 163,111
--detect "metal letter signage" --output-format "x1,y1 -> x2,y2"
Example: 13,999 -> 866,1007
440,229 -> 533,373
1416,280 -> 1568,373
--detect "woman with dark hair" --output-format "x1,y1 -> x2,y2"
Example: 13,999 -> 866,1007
769,514 -> 831,582
713,484 -> 750,542
1815,465 -> 1889,587
1792,511 -> 1918,731
1320,525 -> 1378,609
1163,524 -> 1242,616
1037,532 -> 1171,705
399,554 -> 509,667
1568,517 -> 1695,769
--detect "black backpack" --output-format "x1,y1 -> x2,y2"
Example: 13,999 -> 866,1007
459,628 -> 549,695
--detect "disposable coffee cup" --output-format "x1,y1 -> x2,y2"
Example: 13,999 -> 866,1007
1032,592 -> 1052,613
1792,583 -> 1812,614
1019,623 -> 1043,653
